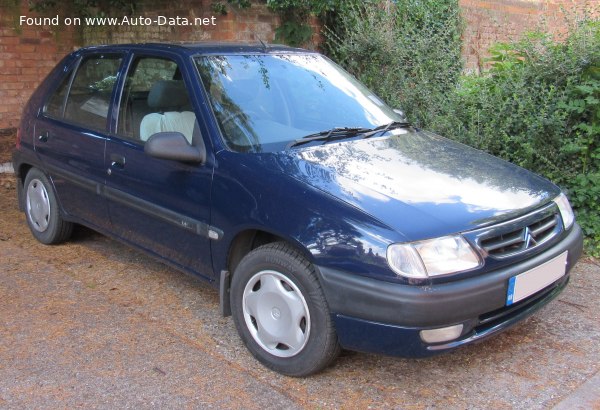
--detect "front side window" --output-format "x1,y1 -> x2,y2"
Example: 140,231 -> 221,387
195,54 -> 400,153
62,54 -> 122,131
117,56 -> 196,144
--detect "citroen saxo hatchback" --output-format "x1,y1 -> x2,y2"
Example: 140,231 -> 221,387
13,43 -> 583,376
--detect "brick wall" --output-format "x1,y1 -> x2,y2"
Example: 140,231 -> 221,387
460,0 -> 600,71
0,0 -> 280,131
82,0 -> 280,45
1,0 -> 598,130
0,2 -> 79,130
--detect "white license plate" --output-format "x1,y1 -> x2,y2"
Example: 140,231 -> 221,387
506,251 -> 568,306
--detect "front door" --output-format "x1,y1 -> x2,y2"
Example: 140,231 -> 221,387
105,53 -> 215,279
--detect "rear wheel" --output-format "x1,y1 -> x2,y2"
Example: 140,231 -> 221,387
230,242 -> 340,376
23,168 -> 73,244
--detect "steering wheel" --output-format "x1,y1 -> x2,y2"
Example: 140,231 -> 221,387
220,111 -> 259,149
221,111 -> 254,127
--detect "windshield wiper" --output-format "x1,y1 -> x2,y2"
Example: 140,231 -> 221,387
361,121 -> 412,139
286,122 -> 411,149
286,127 -> 372,149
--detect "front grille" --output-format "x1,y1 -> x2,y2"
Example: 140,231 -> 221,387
476,204 -> 562,259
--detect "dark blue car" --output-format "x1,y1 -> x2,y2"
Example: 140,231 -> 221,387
13,43 -> 583,376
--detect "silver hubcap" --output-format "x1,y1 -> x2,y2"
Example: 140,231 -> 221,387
26,178 -> 51,232
242,270 -> 310,358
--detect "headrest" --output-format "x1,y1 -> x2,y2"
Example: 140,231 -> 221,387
147,80 -> 189,109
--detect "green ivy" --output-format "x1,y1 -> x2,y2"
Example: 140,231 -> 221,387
209,0 -> 368,47
211,0 -> 251,15
29,0 -> 136,17
266,0 -> 367,47
1,0 -> 23,33
274,20 -> 312,47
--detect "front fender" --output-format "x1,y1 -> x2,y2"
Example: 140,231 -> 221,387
210,151 -> 405,283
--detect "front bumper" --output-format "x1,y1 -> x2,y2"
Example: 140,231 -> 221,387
315,224 -> 583,357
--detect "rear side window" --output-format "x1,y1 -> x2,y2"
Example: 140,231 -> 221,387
58,54 -> 123,131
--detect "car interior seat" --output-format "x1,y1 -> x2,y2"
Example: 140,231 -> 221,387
140,80 -> 195,143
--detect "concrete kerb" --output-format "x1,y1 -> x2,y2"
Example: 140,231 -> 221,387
0,163 -> 14,173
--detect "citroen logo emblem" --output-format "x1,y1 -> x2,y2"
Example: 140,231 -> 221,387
523,227 -> 537,249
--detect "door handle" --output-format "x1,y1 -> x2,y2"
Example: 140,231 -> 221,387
109,154 -> 126,169
38,131 -> 50,143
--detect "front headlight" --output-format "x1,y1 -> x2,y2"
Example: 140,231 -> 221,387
553,193 -> 574,230
387,235 -> 481,279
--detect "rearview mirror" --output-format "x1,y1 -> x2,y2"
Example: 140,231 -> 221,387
145,132 -> 205,164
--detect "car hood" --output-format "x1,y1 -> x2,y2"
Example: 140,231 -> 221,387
272,129 -> 560,241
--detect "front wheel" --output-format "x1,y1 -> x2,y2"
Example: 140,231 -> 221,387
230,242 -> 340,376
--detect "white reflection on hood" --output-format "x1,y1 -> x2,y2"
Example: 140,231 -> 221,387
298,132 -> 543,215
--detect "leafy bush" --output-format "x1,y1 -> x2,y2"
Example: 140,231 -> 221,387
432,21 -> 600,256
325,1 -> 463,128
557,68 -> 600,255
327,4 -> 599,255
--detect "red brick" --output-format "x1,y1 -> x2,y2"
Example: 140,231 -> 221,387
17,52 -> 40,60
0,29 -> 15,36
1,67 -> 20,75
35,44 -> 57,54
0,52 -> 17,59
258,14 -> 276,24
20,37 -> 41,45
0,83 -> 25,90
15,75 -> 38,83
0,36 -> 19,45
15,44 -> 36,53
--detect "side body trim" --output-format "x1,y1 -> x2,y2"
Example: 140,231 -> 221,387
46,164 -> 221,240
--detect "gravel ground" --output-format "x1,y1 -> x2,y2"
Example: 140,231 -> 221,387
0,177 -> 599,409
0,131 -> 14,163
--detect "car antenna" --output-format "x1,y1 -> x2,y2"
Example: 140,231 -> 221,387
256,34 -> 268,52
224,3 -> 268,52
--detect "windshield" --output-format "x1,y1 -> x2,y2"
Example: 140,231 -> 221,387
195,53 -> 402,153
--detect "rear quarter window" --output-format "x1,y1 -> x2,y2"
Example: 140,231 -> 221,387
44,68 -> 73,119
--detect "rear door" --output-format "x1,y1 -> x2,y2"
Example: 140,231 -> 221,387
34,52 -> 124,231
105,52 -> 215,279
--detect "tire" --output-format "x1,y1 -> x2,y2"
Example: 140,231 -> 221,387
230,242 -> 340,377
23,168 -> 73,245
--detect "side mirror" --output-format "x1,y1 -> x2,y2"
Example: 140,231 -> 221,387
393,109 -> 408,122
145,132 -> 205,164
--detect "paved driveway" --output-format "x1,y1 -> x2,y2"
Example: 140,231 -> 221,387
0,181 -> 599,409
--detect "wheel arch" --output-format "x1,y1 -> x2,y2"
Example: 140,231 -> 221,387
219,228 -> 315,317
15,163 -> 33,211
20,166 -> 73,244
16,164 -> 66,217
227,240 -> 341,375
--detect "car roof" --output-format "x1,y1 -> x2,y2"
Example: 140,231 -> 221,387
76,42 -> 313,56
